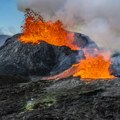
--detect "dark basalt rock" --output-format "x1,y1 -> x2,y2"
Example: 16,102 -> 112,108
0,75 -> 29,86
0,33 -> 97,77
0,77 -> 120,120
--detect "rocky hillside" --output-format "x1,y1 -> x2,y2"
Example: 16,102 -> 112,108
0,33 -> 120,120
0,33 -> 97,77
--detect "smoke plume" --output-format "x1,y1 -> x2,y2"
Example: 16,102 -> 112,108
17,0 -> 120,51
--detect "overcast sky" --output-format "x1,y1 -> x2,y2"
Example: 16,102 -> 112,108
0,0 -> 24,35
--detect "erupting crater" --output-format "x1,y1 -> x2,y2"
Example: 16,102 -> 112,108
19,9 -> 79,50
19,9 -> 115,81
42,50 -> 115,81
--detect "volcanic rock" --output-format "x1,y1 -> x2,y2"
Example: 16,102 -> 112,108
0,75 -> 29,86
0,33 -> 97,77
0,33 -> 119,120
0,77 -> 120,120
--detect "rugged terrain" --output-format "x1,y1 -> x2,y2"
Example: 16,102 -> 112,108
0,33 -> 120,120
0,76 -> 120,120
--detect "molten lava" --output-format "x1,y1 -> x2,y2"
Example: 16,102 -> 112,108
19,9 -> 115,81
73,54 -> 114,79
19,9 -> 79,50
42,51 -> 115,81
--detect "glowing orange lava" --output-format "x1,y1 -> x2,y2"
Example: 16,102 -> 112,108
19,9 -> 115,81
19,9 -> 79,50
73,54 -> 114,79
42,51 -> 115,80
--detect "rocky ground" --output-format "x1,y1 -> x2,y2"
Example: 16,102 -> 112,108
0,33 -> 120,120
0,76 -> 120,120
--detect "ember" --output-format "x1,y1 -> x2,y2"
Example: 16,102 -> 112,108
19,9 -> 79,50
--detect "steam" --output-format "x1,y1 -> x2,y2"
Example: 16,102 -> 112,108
17,0 -> 120,51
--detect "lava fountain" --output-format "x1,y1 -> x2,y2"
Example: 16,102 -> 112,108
42,50 -> 115,80
19,9 -> 79,50
73,52 -> 115,79
19,9 -> 115,81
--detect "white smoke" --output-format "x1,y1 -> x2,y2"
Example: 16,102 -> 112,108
17,0 -> 120,51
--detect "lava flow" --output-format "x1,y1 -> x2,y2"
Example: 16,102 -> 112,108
42,50 -> 115,80
73,53 -> 115,79
19,9 -> 79,50
19,9 -> 115,81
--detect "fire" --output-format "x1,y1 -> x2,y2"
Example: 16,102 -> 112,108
42,50 -> 115,80
73,54 -> 115,79
19,9 -> 79,50
19,9 -> 115,81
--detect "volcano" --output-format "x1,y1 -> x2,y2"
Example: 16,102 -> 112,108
0,32 -> 120,120
0,32 -> 97,77
0,8 -> 120,120
0,8 -> 119,79
16,9 -> 116,80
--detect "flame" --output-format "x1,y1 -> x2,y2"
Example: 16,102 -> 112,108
42,50 -> 115,80
19,9 -> 115,81
19,9 -> 79,50
73,54 -> 114,79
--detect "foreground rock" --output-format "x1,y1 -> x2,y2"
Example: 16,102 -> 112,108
0,77 -> 120,120
0,33 -> 97,76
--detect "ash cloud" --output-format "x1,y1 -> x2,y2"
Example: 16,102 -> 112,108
17,0 -> 120,51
